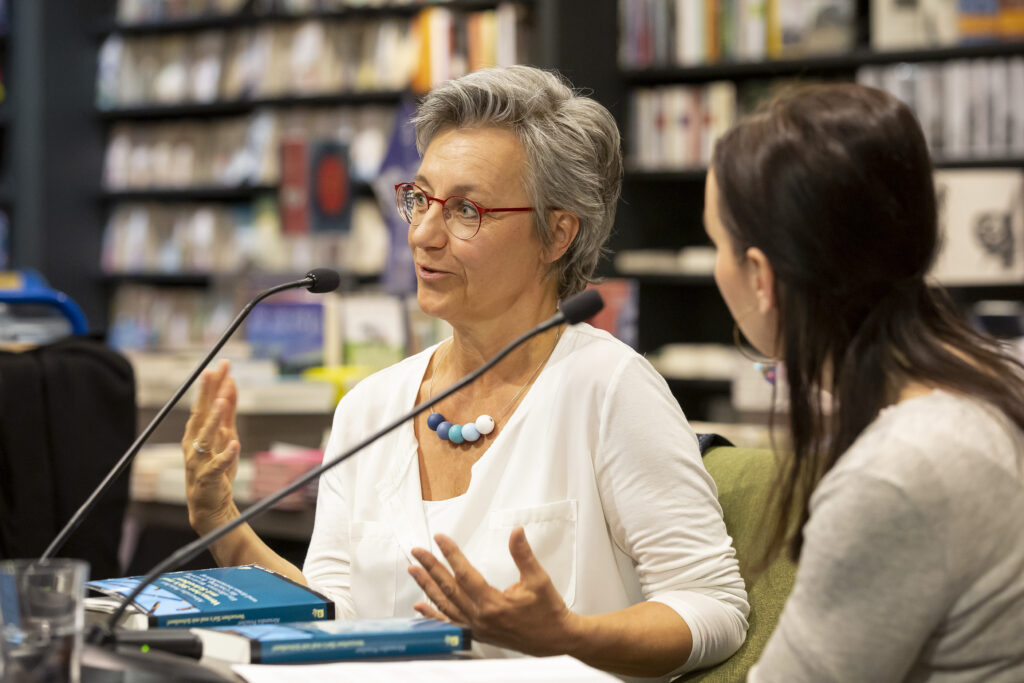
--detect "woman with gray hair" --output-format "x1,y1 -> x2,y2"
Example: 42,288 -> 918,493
182,65 -> 747,679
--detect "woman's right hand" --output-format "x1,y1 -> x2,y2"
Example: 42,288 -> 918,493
182,359 -> 241,535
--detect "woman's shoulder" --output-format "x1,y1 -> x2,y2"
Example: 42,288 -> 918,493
559,323 -> 651,373
820,390 -> 1023,510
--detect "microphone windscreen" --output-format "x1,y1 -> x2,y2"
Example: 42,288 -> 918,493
305,268 -> 341,293
559,289 -> 604,324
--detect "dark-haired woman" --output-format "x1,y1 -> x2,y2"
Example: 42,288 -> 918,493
704,82 -> 1024,681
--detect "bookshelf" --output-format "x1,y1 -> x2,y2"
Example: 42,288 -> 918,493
612,2 -> 1024,421
97,92 -> 408,120
625,156 -> 1024,183
622,41 -> 1024,84
97,0 -> 537,37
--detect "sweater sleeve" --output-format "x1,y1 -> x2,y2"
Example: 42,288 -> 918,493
749,472 -> 949,682
594,354 -> 749,673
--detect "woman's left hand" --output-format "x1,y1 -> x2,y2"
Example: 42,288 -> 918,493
408,527 -> 583,657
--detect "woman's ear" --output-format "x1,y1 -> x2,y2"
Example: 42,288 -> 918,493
745,246 -> 777,314
543,210 -> 580,264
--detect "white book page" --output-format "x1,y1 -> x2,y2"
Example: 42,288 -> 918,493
234,655 -> 619,683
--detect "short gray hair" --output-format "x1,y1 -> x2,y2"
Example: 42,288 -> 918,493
412,65 -> 623,299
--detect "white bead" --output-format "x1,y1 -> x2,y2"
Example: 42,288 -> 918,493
475,414 -> 495,435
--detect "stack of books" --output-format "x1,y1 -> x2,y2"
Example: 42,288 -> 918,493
628,81 -> 737,170
619,0 -> 856,69
872,0 -> 1024,50
86,564 -> 470,664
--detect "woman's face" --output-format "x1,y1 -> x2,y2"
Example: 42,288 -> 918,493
409,127 -> 554,328
705,169 -> 778,356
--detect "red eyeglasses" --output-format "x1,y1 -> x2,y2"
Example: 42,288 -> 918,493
394,182 -> 534,240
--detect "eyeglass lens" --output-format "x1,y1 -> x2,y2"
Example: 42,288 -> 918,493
397,184 -> 481,239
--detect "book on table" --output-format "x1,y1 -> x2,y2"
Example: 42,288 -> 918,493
194,617 -> 470,665
86,564 -> 334,630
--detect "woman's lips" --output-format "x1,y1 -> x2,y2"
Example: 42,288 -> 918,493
416,264 -> 451,281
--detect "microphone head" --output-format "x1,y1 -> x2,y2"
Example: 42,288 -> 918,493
305,268 -> 341,294
559,289 -> 604,324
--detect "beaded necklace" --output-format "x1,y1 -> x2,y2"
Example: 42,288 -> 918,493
425,326 -> 562,444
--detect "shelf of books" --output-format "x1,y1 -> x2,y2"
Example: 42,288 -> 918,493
614,0 -> 1024,425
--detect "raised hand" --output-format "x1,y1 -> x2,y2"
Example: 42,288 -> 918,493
181,359 -> 241,534
408,528 -> 582,657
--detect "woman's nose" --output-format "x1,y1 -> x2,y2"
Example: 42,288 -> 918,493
408,201 -> 448,249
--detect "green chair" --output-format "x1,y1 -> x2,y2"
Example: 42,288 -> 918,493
680,447 -> 797,682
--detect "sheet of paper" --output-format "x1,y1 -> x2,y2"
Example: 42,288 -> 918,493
233,654 -> 620,682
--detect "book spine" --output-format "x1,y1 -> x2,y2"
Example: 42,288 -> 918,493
256,629 -> 469,664
156,601 -> 332,629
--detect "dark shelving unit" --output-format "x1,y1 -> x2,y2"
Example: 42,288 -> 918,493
100,184 -> 278,203
99,271 -> 383,289
97,90 -> 407,121
100,181 -> 376,203
616,272 -> 717,287
97,0 -> 535,37
623,41 -> 1024,85
624,157 -> 1024,184
99,272 -> 214,288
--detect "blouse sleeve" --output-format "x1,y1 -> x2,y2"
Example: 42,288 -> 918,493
594,354 -> 749,672
301,403 -> 358,619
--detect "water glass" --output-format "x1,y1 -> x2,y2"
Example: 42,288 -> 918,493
0,559 -> 88,683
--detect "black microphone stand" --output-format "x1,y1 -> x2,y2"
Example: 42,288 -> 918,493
42,273 -> 333,562
91,295 -> 597,644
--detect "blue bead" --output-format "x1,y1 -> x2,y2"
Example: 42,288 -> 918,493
437,421 -> 452,440
448,424 -> 464,444
462,423 -> 480,442
427,413 -> 445,430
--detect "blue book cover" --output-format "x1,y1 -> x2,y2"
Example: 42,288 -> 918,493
194,617 -> 470,664
86,565 -> 334,629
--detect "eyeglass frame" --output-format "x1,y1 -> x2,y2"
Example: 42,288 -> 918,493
394,182 -> 534,240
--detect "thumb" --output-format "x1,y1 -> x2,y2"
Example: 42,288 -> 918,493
509,527 -> 546,582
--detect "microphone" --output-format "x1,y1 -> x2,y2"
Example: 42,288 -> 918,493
41,269 -> 342,562
92,289 -> 604,641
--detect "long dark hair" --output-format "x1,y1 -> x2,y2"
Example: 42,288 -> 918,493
712,83 -> 1024,562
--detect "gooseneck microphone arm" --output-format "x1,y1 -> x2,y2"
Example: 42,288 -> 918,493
42,269 -> 342,562
94,289 -> 603,640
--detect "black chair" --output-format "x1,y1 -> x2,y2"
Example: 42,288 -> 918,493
0,276 -> 135,579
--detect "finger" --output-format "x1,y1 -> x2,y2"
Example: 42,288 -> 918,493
508,527 -> 545,580
184,372 -> 212,440
412,601 -> 454,624
209,440 -> 240,475
193,398 -> 226,453
190,360 -> 229,418
434,534 -> 495,602
219,375 -> 238,435
407,564 -> 470,623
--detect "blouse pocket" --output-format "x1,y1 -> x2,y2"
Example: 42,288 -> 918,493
487,499 -> 579,608
348,520 -> 398,617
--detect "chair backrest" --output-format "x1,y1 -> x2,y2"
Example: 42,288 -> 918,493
680,446 -> 797,682
0,335 -> 135,579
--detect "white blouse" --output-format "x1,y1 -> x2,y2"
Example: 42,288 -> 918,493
303,324 -> 748,678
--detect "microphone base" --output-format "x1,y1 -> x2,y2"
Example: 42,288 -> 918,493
83,644 -> 231,683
